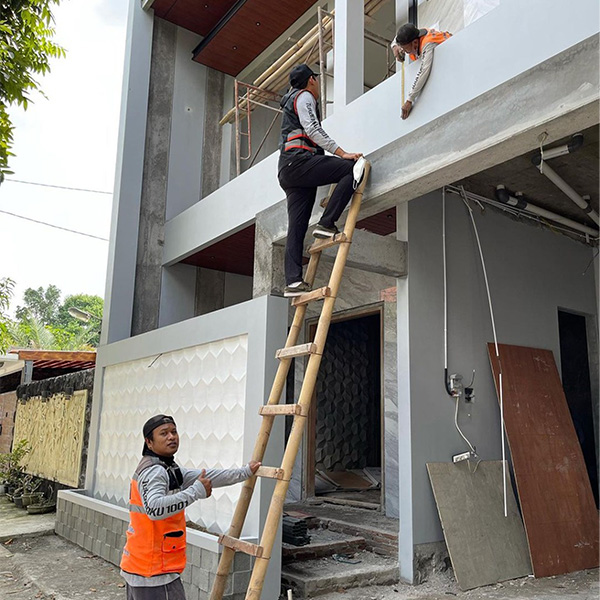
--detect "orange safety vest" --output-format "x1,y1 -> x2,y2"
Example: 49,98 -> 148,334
120,456 -> 187,578
409,29 -> 452,61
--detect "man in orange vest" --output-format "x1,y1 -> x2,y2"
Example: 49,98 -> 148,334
391,23 -> 452,120
120,415 -> 260,599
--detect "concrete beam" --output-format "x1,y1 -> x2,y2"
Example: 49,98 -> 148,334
318,229 -> 407,277
359,34 -> 599,222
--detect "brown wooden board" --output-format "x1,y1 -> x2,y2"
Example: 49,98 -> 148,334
427,461 -> 532,590
487,343 -> 599,577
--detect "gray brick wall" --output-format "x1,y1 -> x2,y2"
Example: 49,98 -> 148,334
56,494 -> 253,599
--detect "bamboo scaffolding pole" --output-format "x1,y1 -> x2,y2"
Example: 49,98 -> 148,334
220,0 -> 390,126
243,163 -> 371,600
220,17 -> 333,126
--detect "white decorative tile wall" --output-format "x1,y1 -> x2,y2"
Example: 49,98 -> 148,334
93,335 -> 248,534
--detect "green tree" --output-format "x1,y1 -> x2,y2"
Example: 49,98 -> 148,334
0,277 -> 15,352
55,293 -> 103,347
15,284 -> 61,324
4,283 -> 103,350
0,0 -> 65,181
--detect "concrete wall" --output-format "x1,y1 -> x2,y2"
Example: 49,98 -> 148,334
0,391 -> 17,454
397,190 -> 598,578
86,295 -> 288,598
56,490 -> 253,600
163,0 -> 599,267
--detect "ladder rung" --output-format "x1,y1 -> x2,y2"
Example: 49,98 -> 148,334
259,404 -> 307,416
255,466 -> 285,480
291,286 -> 331,307
218,534 -> 264,557
275,343 -> 317,360
308,233 -> 348,254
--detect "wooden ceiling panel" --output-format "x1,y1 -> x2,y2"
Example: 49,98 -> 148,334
151,0 -> 238,36
356,206 -> 397,236
192,0 -> 318,76
181,225 -> 255,277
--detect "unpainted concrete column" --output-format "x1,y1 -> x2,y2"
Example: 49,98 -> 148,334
201,68 -> 225,198
333,0 -> 364,107
131,18 -> 177,336
253,222 -> 286,297
194,268 -> 226,315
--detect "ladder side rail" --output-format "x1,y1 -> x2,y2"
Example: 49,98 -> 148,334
210,253 -> 323,600
243,164 -> 370,600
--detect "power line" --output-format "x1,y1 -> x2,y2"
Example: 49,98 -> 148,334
0,208 -> 109,241
3,178 -> 113,195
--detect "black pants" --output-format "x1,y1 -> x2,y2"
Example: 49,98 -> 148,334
278,154 -> 355,285
126,578 -> 186,600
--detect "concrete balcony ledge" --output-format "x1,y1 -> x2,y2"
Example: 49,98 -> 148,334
163,0 -> 599,267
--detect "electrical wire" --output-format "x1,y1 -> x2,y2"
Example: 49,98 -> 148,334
443,187 -> 480,472
3,178 -> 112,195
457,186 -> 508,517
0,208 -> 109,241
446,185 -> 598,243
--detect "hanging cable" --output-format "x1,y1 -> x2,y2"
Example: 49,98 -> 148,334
3,178 -> 112,195
442,187 -> 453,396
0,208 -> 109,241
457,186 -> 508,517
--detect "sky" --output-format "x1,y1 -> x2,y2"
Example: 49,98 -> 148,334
0,0 -> 128,313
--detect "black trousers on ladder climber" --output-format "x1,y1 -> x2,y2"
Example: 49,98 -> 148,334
210,160 -> 371,600
278,154 -> 356,285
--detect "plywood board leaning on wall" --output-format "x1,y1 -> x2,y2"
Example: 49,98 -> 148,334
427,460 -> 532,590
487,343 -> 599,577
13,390 -> 88,487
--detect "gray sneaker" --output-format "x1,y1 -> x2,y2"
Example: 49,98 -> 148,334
284,281 -> 311,297
313,224 -> 340,239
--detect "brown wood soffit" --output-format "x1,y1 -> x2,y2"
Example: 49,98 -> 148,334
181,224 -> 256,277
190,0 -> 319,76
151,0 -> 239,37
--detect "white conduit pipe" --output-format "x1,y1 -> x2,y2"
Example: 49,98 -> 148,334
495,185 -> 599,237
535,162 -> 599,226
458,187 -> 508,517
531,133 -> 599,227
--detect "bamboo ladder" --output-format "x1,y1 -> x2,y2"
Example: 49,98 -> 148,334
209,161 -> 371,600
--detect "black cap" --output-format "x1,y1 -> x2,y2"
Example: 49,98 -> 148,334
143,414 -> 176,439
289,64 -> 319,89
395,23 -> 427,45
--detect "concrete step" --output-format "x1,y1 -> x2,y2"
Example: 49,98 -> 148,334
283,528 -> 367,562
285,503 -> 399,558
281,550 -> 399,598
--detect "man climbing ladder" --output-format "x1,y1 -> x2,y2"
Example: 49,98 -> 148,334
209,66 -> 371,600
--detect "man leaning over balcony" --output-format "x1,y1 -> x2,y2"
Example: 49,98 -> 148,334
278,63 -> 363,298
391,23 -> 452,120
120,414 -> 260,600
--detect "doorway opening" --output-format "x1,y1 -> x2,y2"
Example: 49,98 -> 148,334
558,309 -> 599,507
305,309 -> 382,509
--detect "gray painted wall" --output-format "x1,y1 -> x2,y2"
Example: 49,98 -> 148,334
404,191 -> 598,551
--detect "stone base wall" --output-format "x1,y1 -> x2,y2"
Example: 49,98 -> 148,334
56,490 -> 253,600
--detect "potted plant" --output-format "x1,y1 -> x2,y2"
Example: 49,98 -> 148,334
21,475 -> 43,507
0,440 -> 31,505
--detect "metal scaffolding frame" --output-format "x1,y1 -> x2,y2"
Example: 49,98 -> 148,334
224,0 -> 392,175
